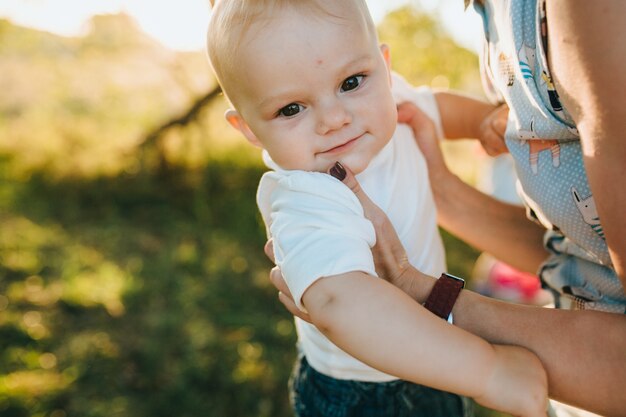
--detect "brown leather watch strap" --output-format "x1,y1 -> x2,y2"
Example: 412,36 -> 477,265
423,273 -> 465,320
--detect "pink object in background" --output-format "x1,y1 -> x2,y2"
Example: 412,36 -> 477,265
472,253 -> 553,306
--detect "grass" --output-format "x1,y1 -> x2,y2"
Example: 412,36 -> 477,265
0,157 -> 508,416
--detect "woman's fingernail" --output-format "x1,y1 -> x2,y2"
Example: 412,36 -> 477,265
329,161 -> 346,181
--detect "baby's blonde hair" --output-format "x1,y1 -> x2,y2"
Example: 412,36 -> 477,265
206,0 -> 377,106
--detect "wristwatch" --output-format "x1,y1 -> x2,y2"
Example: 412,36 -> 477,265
423,273 -> 465,322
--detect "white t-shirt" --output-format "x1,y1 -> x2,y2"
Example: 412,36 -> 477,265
257,75 -> 446,382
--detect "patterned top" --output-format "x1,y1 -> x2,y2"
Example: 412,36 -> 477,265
473,0 -> 625,312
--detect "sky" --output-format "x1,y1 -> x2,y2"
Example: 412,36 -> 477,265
0,0 -> 483,53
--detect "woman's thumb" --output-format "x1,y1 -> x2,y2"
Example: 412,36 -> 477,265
328,161 -> 380,218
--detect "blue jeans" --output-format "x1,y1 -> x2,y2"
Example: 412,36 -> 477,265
289,355 -> 472,417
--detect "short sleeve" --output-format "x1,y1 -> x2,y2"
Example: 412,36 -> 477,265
258,171 -> 377,310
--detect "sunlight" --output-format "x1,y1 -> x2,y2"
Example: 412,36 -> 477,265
0,0 -> 210,51
0,0 -> 125,37
0,0 -> 481,52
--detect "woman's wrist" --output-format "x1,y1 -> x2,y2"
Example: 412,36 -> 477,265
395,266 -> 437,304
426,159 -> 462,203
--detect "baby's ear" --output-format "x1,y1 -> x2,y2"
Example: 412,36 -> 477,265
225,109 -> 262,148
379,43 -> 392,84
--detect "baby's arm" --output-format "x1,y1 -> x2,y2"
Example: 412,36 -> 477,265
301,271 -> 548,417
434,91 -> 508,156
265,171 -> 546,415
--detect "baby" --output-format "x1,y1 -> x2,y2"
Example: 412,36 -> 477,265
207,1 -> 548,416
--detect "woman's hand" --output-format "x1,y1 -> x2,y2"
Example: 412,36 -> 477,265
264,240 -> 311,323
397,101 -> 461,228
265,161 -> 434,317
328,162 -> 413,288
397,102 -> 453,187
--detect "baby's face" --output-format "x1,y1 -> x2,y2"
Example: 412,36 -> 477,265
227,5 -> 397,174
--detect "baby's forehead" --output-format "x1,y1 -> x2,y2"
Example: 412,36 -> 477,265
210,0 -> 377,105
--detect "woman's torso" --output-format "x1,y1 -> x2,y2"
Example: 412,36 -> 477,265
475,0 -> 625,312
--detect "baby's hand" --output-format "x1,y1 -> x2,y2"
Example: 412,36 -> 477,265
478,104 -> 509,156
475,344 -> 549,417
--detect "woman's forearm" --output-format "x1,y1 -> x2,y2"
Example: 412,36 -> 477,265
397,267 -> 626,417
433,171 -> 548,274
457,290 -> 626,416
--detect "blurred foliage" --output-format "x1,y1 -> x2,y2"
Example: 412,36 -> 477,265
0,14 -> 236,178
1,160 -> 296,417
378,6 -> 483,95
0,5 -> 505,417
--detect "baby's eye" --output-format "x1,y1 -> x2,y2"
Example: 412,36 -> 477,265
340,75 -> 365,92
278,103 -> 303,118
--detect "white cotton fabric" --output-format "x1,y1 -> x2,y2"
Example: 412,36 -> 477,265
257,74 -> 446,382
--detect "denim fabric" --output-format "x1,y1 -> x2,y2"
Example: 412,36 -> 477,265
289,355 -> 473,417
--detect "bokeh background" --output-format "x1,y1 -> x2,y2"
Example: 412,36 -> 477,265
0,1 -> 506,416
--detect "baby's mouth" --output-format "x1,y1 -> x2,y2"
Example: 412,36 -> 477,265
320,134 -> 363,155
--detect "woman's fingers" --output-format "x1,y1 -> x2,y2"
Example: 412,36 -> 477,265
269,266 -> 289,294
397,102 -> 447,177
329,162 -> 387,227
278,292 -> 312,323
330,162 -> 371,206
328,161 -> 410,283
264,238 -> 275,263
269,266 -> 312,323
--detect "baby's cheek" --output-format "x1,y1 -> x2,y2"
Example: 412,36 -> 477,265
380,97 -> 398,134
270,149 -> 310,171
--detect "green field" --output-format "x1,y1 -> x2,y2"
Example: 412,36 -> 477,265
1,159 -> 493,416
